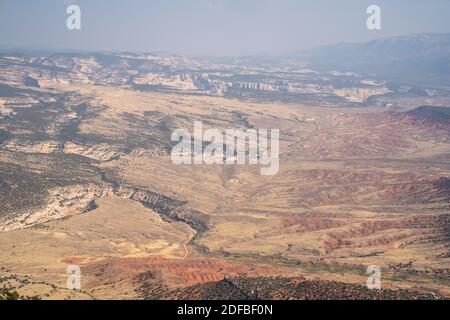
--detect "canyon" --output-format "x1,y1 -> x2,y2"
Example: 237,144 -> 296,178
0,38 -> 449,299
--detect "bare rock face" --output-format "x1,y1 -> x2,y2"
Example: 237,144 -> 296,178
2,139 -> 64,154
0,184 -> 103,231
0,182 -> 191,232
63,142 -> 123,162
1,139 -> 126,162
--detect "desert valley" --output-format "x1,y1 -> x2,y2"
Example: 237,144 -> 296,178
0,34 -> 449,300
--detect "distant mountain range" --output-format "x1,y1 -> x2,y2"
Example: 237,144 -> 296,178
1,33 -> 449,99
296,33 -> 450,87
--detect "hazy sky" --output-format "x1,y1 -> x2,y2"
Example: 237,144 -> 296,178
1,0 -> 450,56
